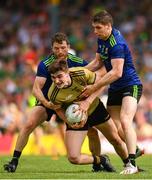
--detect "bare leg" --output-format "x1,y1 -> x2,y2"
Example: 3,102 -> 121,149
87,126 -> 116,172
119,96 -> 139,174
3,106 -> 48,172
65,130 -> 94,164
95,118 -> 128,160
120,97 -> 137,154
87,127 -> 101,156
107,105 -> 144,159
57,123 -> 66,142
107,106 -> 125,142
15,106 -> 48,151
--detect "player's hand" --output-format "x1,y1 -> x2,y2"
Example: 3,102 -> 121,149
79,85 -> 94,99
70,111 -> 87,129
70,121 -> 85,129
74,100 -> 90,114
44,101 -> 61,110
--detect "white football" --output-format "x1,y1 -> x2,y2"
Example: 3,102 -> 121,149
65,104 -> 83,124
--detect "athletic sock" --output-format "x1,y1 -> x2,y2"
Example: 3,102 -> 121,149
136,146 -> 139,152
123,157 -> 130,165
11,150 -> 21,165
135,146 -> 143,158
129,154 -> 136,167
13,150 -> 21,160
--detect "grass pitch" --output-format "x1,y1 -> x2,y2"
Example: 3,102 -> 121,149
0,154 -> 151,179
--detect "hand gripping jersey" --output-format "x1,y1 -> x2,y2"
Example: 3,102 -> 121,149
36,53 -> 88,99
97,28 -> 142,91
48,67 -> 99,115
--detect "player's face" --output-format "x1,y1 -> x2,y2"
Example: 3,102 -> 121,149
92,22 -> 112,40
51,71 -> 71,89
52,41 -> 69,59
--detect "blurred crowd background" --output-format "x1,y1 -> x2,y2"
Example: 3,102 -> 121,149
0,0 -> 152,153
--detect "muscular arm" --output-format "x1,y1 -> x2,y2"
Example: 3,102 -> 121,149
32,76 -> 60,109
93,58 -> 124,91
55,108 -> 68,124
76,69 -> 105,111
80,58 -> 124,98
80,86 -> 105,111
85,53 -> 103,71
83,70 -> 106,104
32,76 -> 48,105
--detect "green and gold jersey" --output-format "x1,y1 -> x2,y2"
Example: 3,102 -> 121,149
48,67 -> 99,115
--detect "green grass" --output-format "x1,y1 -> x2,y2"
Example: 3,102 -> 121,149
0,154 -> 151,179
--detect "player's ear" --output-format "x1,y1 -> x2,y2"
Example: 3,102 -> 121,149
106,23 -> 111,29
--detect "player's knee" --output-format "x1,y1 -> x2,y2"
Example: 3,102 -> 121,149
120,113 -> 132,128
68,155 -> 80,164
23,121 -> 37,134
121,119 -> 131,131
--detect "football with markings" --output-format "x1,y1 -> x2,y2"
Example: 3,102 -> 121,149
65,104 -> 87,124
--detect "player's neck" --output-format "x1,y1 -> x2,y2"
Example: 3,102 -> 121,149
68,77 -> 72,86
103,27 -> 112,41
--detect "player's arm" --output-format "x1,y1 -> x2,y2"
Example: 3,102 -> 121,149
76,69 -> 105,112
92,58 -> 124,90
33,61 -> 61,110
85,53 -> 103,71
76,87 -> 105,114
55,108 -> 69,124
32,77 -> 60,110
95,65 -> 107,78
81,58 -> 124,98
86,69 -> 106,100
32,76 -> 48,106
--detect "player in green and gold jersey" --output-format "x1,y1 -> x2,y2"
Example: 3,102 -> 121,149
47,59 -> 129,171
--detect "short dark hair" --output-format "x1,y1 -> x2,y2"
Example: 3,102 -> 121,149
48,59 -> 68,74
92,10 -> 113,25
51,32 -> 70,46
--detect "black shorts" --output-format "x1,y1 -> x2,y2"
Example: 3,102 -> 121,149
35,100 -> 64,123
107,85 -> 143,106
35,103 -> 55,121
66,100 -> 110,131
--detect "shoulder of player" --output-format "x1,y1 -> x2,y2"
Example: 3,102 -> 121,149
41,54 -> 56,67
69,67 -> 88,76
69,66 -> 86,72
48,84 -> 60,102
67,53 -> 84,64
109,28 -> 125,46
